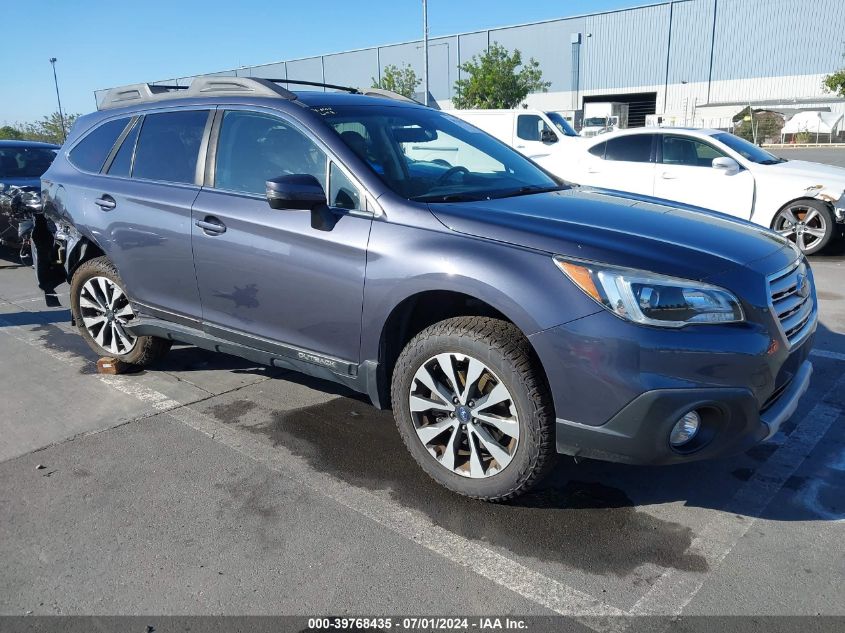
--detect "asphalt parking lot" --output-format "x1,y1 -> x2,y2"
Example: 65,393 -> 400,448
773,146 -> 845,168
1,228 -> 844,624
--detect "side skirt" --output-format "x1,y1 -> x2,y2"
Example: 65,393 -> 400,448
127,316 -> 383,405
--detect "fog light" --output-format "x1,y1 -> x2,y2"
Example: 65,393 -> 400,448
670,410 -> 701,447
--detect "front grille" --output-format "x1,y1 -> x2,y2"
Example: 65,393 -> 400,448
768,259 -> 816,347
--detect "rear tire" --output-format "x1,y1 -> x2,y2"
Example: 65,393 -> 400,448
70,256 -> 171,366
771,199 -> 834,255
391,316 -> 556,502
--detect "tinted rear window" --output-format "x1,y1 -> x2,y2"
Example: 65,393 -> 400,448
0,146 -> 57,178
604,135 -> 653,163
132,111 -> 208,184
68,118 -> 130,172
107,119 -> 141,177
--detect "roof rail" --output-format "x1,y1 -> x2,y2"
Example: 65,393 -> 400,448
97,76 -> 297,110
97,76 -> 425,110
262,78 -> 360,93
259,79 -> 421,104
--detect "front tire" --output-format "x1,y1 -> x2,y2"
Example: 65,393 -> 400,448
70,256 -> 171,366
391,317 -> 556,502
772,199 -> 834,255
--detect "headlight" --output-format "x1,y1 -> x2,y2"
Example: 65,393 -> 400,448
554,256 -> 744,327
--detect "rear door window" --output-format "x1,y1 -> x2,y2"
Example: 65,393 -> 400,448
68,118 -> 130,172
132,111 -> 209,184
604,135 -> 654,162
107,119 -> 141,177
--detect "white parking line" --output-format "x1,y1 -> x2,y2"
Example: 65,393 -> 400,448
811,348 -> 845,362
631,372 -> 845,617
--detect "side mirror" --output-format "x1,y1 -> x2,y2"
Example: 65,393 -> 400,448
266,174 -> 326,210
712,157 -> 740,175
541,128 -> 558,144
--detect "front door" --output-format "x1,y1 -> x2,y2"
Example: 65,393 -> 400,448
653,134 -> 755,218
190,108 -> 372,363
514,114 -> 558,166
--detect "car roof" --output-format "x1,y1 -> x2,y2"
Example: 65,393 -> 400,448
0,139 -> 61,149
585,127 -> 722,143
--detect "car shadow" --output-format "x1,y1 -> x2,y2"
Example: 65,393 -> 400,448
196,321 -> 845,577
0,309 -> 71,328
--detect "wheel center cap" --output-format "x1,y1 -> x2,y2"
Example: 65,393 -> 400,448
456,405 -> 472,423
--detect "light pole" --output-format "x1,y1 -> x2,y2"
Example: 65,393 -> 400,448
49,57 -> 67,142
422,0 -> 429,106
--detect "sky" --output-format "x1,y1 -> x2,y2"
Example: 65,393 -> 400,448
0,0 -> 653,125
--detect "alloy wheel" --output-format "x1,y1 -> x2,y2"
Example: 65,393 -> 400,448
409,352 -> 520,478
773,204 -> 828,253
79,276 -> 137,355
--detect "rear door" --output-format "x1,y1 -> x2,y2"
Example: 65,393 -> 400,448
95,109 -> 211,321
190,107 -> 372,363
579,134 -> 656,196
653,134 -> 754,218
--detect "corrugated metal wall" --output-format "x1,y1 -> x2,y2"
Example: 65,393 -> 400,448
97,0 -> 845,110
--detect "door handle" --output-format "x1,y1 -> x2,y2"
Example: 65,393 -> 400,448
195,217 -> 227,235
94,195 -> 116,210
660,172 -> 676,180
515,145 -> 526,149
587,167 -> 600,174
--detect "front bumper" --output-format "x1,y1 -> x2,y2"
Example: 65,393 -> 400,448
552,360 -> 812,465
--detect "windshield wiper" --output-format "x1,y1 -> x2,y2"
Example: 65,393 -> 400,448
758,158 -> 785,165
491,184 -> 567,199
412,192 -> 491,203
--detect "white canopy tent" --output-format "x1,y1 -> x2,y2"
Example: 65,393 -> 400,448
781,111 -> 843,142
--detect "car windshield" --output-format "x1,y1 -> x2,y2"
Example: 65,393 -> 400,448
583,117 -> 608,127
0,146 -> 57,179
711,132 -> 785,165
315,104 -> 562,202
545,112 -> 578,137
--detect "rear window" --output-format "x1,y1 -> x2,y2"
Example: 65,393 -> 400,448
0,146 -> 57,178
604,135 -> 653,163
68,118 -> 130,172
132,111 -> 208,184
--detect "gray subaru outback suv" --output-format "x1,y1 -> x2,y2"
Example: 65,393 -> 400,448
35,77 -> 816,501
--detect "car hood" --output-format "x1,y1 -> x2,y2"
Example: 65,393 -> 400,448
428,187 -> 792,282
758,159 -> 845,187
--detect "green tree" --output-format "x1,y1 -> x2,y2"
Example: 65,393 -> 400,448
823,68 -> 845,97
452,43 -> 550,109
0,125 -> 24,140
732,108 -> 784,144
20,112 -> 79,144
372,63 -> 421,99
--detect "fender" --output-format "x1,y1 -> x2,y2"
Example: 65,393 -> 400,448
359,215 -> 602,365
